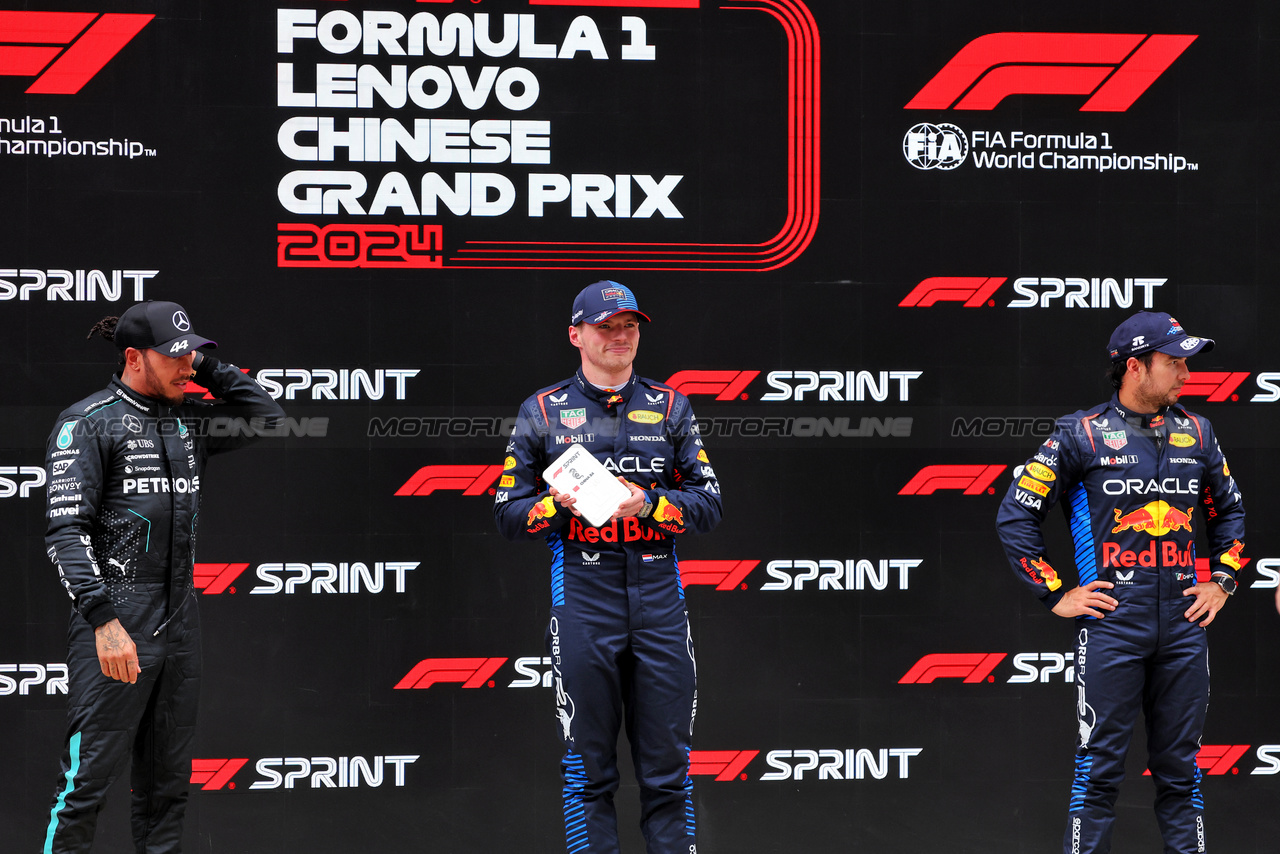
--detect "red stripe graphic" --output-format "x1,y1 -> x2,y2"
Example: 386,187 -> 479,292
531,0 -> 700,6
444,0 -> 819,271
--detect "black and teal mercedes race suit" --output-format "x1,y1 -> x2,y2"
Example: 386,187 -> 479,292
42,355 -> 283,854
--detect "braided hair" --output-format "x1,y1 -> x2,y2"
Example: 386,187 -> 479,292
87,316 -> 125,367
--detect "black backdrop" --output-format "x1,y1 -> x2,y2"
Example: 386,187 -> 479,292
3,1 -> 1280,851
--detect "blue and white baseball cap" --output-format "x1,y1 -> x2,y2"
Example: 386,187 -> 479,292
570,281 -> 651,325
1107,310 -> 1213,362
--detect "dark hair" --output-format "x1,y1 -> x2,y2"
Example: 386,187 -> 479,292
87,316 -> 125,367
1107,351 -> 1155,390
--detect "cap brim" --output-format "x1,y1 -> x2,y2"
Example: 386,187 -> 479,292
154,334 -> 217,357
586,309 -> 652,325
1155,335 -> 1214,358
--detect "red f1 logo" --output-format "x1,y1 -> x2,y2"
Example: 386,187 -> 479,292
0,12 -> 153,94
899,277 -> 1007,308
395,465 -> 504,496
1178,372 -> 1251,403
663,370 -> 760,401
905,33 -> 1196,111
394,657 -> 508,689
899,653 -> 1007,684
1143,745 -> 1249,777
899,464 -> 1006,495
193,563 -> 250,595
190,758 -> 248,791
688,750 -> 760,781
680,560 -> 760,591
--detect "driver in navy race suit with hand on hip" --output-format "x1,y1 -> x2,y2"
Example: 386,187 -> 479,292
495,281 -> 722,854
997,310 -> 1245,854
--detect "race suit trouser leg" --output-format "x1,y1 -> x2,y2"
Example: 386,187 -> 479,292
43,595 -> 200,854
1143,619 -> 1208,854
130,595 -> 202,854
1063,619 -> 1145,854
552,607 -> 626,854
624,618 -> 697,854
1062,612 -> 1209,854
551,607 -> 697,854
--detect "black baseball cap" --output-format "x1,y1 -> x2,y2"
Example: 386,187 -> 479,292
1107,310 -> 1213,362
114,301 -> 217,356
570,281 -> 651,325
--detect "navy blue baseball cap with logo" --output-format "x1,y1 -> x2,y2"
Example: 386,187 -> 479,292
1107,310 -> 1214,362
114,301 -> 217,356
570,281 -> 651,325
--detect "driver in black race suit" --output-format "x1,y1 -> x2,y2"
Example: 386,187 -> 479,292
495,281 -> 722,853
41,301 -> 284,853
997,311 -> 1245,854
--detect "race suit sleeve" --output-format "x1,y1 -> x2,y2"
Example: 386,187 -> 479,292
188,352 -> 287,455
44,416 -> 116,628
638,394 -> 723,537
1196,416 -> 1247,582
995,416 -> 1088,611
494,397 -> 570,541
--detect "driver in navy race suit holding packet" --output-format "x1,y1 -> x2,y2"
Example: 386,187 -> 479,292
495,280 -> 722,854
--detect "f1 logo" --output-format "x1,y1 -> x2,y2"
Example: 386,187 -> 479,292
190,758 -> 249,791
193,563 -> 251,595
899,277 -> 1007,308
394,657 -> 508,689
663,370 -> 760,401
680,560 -> 760,591
898,464 -> 1006,495
899,653 -> 1007,684
395,465 -> 504,497
688,750 -> 760,781
1143,745 -> 1250,778
0,12 -> 154,95
1178,372 -> 1251,403
905,33 -> 1196,111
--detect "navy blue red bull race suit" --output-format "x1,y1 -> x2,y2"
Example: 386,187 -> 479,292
495,368 -> 722,854
42,356 -> 284,853
997,395 -> 1245,854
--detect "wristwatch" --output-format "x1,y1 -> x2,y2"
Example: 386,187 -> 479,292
1211,572 -> 1237,595
638,500 -> 654,518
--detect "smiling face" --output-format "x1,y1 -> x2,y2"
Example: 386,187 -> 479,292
569,311 -> 640,387
1122,350 -> 1190,413
123,347 -> 195,405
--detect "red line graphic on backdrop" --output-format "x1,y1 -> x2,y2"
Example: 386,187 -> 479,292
905,33 -> 1196,111
0,11 -> 153,94
279,0 -> 819,271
